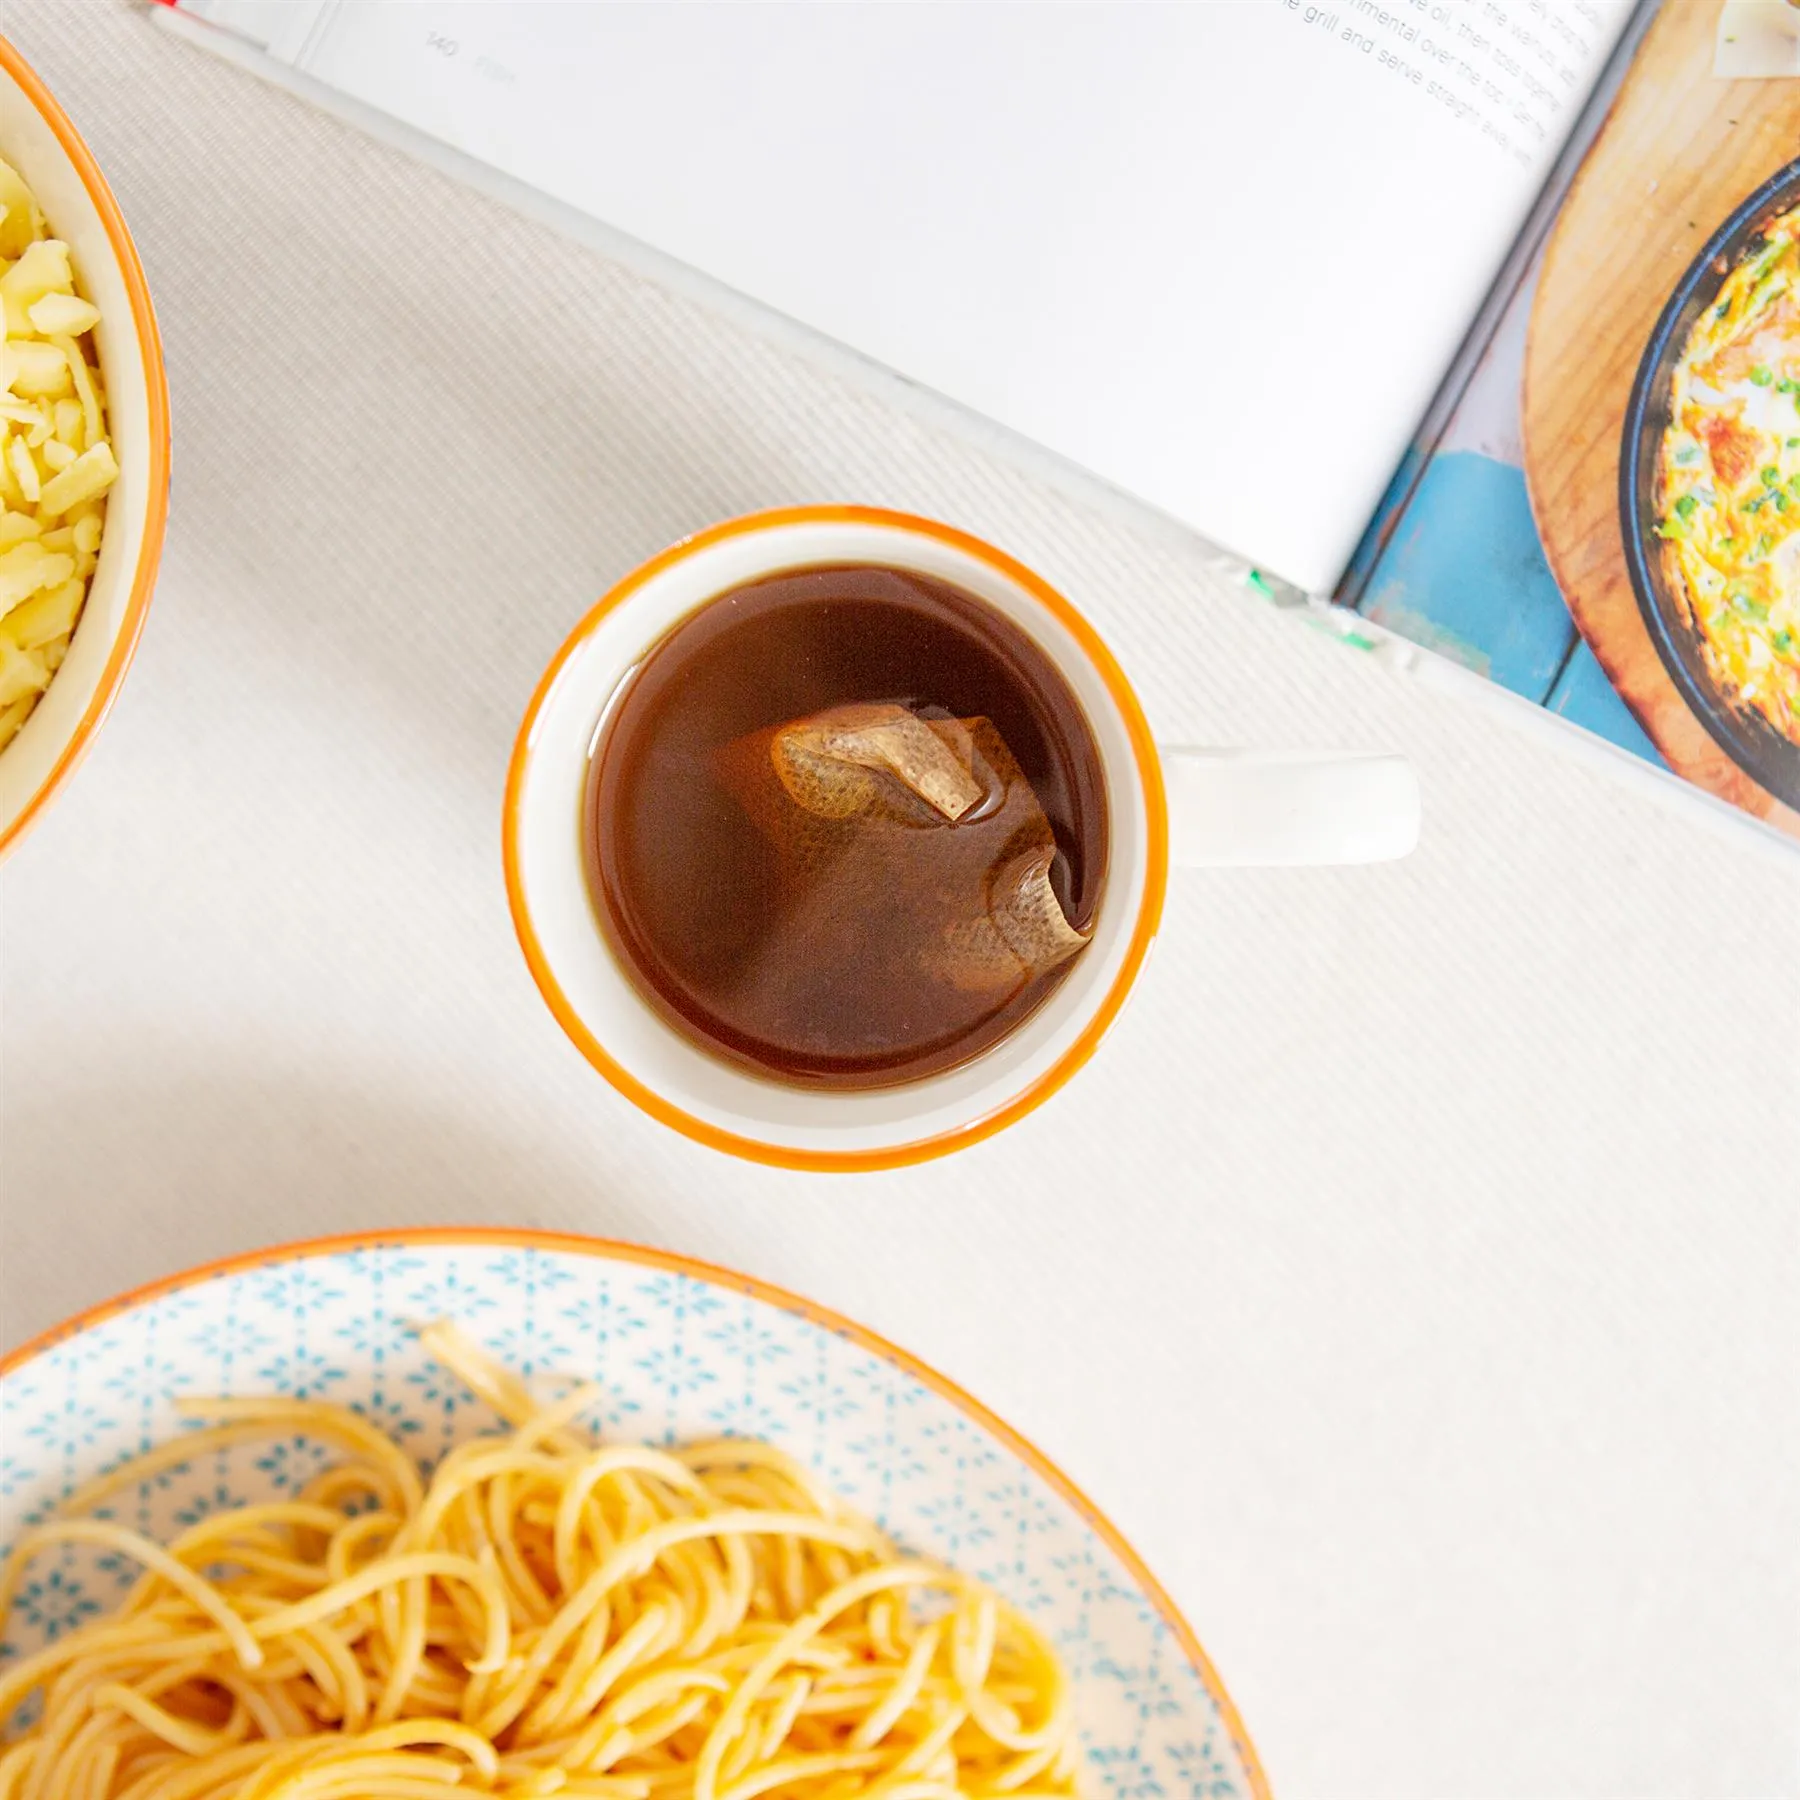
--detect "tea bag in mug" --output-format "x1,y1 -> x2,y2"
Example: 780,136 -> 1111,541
716,702 -> 1088,999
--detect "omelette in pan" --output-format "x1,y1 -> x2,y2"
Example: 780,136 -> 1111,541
1656,200 -> 1800,746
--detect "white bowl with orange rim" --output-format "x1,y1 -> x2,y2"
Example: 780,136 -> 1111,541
0,37 -> 169,860
0,1229 -> 1274,1800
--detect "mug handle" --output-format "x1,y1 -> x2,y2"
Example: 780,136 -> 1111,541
1161,748 -> 1420,868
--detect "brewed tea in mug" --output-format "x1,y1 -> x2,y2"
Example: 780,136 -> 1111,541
584,565 -> 1108,1089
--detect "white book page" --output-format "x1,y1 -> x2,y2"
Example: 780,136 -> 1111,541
183,0 -> 1633,593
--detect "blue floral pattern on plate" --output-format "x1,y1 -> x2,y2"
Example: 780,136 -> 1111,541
0,1238 -> 1263,1798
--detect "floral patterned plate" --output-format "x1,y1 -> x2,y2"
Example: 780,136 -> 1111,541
0,1230 -> 1267,1798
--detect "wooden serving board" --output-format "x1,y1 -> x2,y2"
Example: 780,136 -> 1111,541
1522,0 -> 1800,841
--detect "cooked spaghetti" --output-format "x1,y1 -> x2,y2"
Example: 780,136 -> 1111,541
0,1321 -> 1078,1799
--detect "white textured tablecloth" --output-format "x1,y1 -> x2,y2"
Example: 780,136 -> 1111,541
2,6 -> 1797,1795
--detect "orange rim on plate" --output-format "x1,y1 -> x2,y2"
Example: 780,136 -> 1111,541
0,1226 -> 1272,1799
503,505 -> 1170,1173
0,36 -> 170,862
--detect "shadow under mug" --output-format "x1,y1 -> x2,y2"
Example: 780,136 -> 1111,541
504,506 -> 1419,1171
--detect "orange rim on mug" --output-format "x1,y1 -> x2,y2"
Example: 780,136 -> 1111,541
0,1226 -> 1273,1800
502,506 -> 1170,1173
0,37 -> 171,862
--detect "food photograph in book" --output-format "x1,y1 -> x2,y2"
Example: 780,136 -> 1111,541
1348,0 -> 1800,844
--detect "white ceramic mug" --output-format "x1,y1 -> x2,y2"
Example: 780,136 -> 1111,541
504,506 -> 1418,1170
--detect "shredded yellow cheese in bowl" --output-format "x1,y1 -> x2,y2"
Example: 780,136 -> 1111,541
0,153 -> 118,756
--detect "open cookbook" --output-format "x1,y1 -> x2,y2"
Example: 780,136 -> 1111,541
154,0 -> 1800,849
